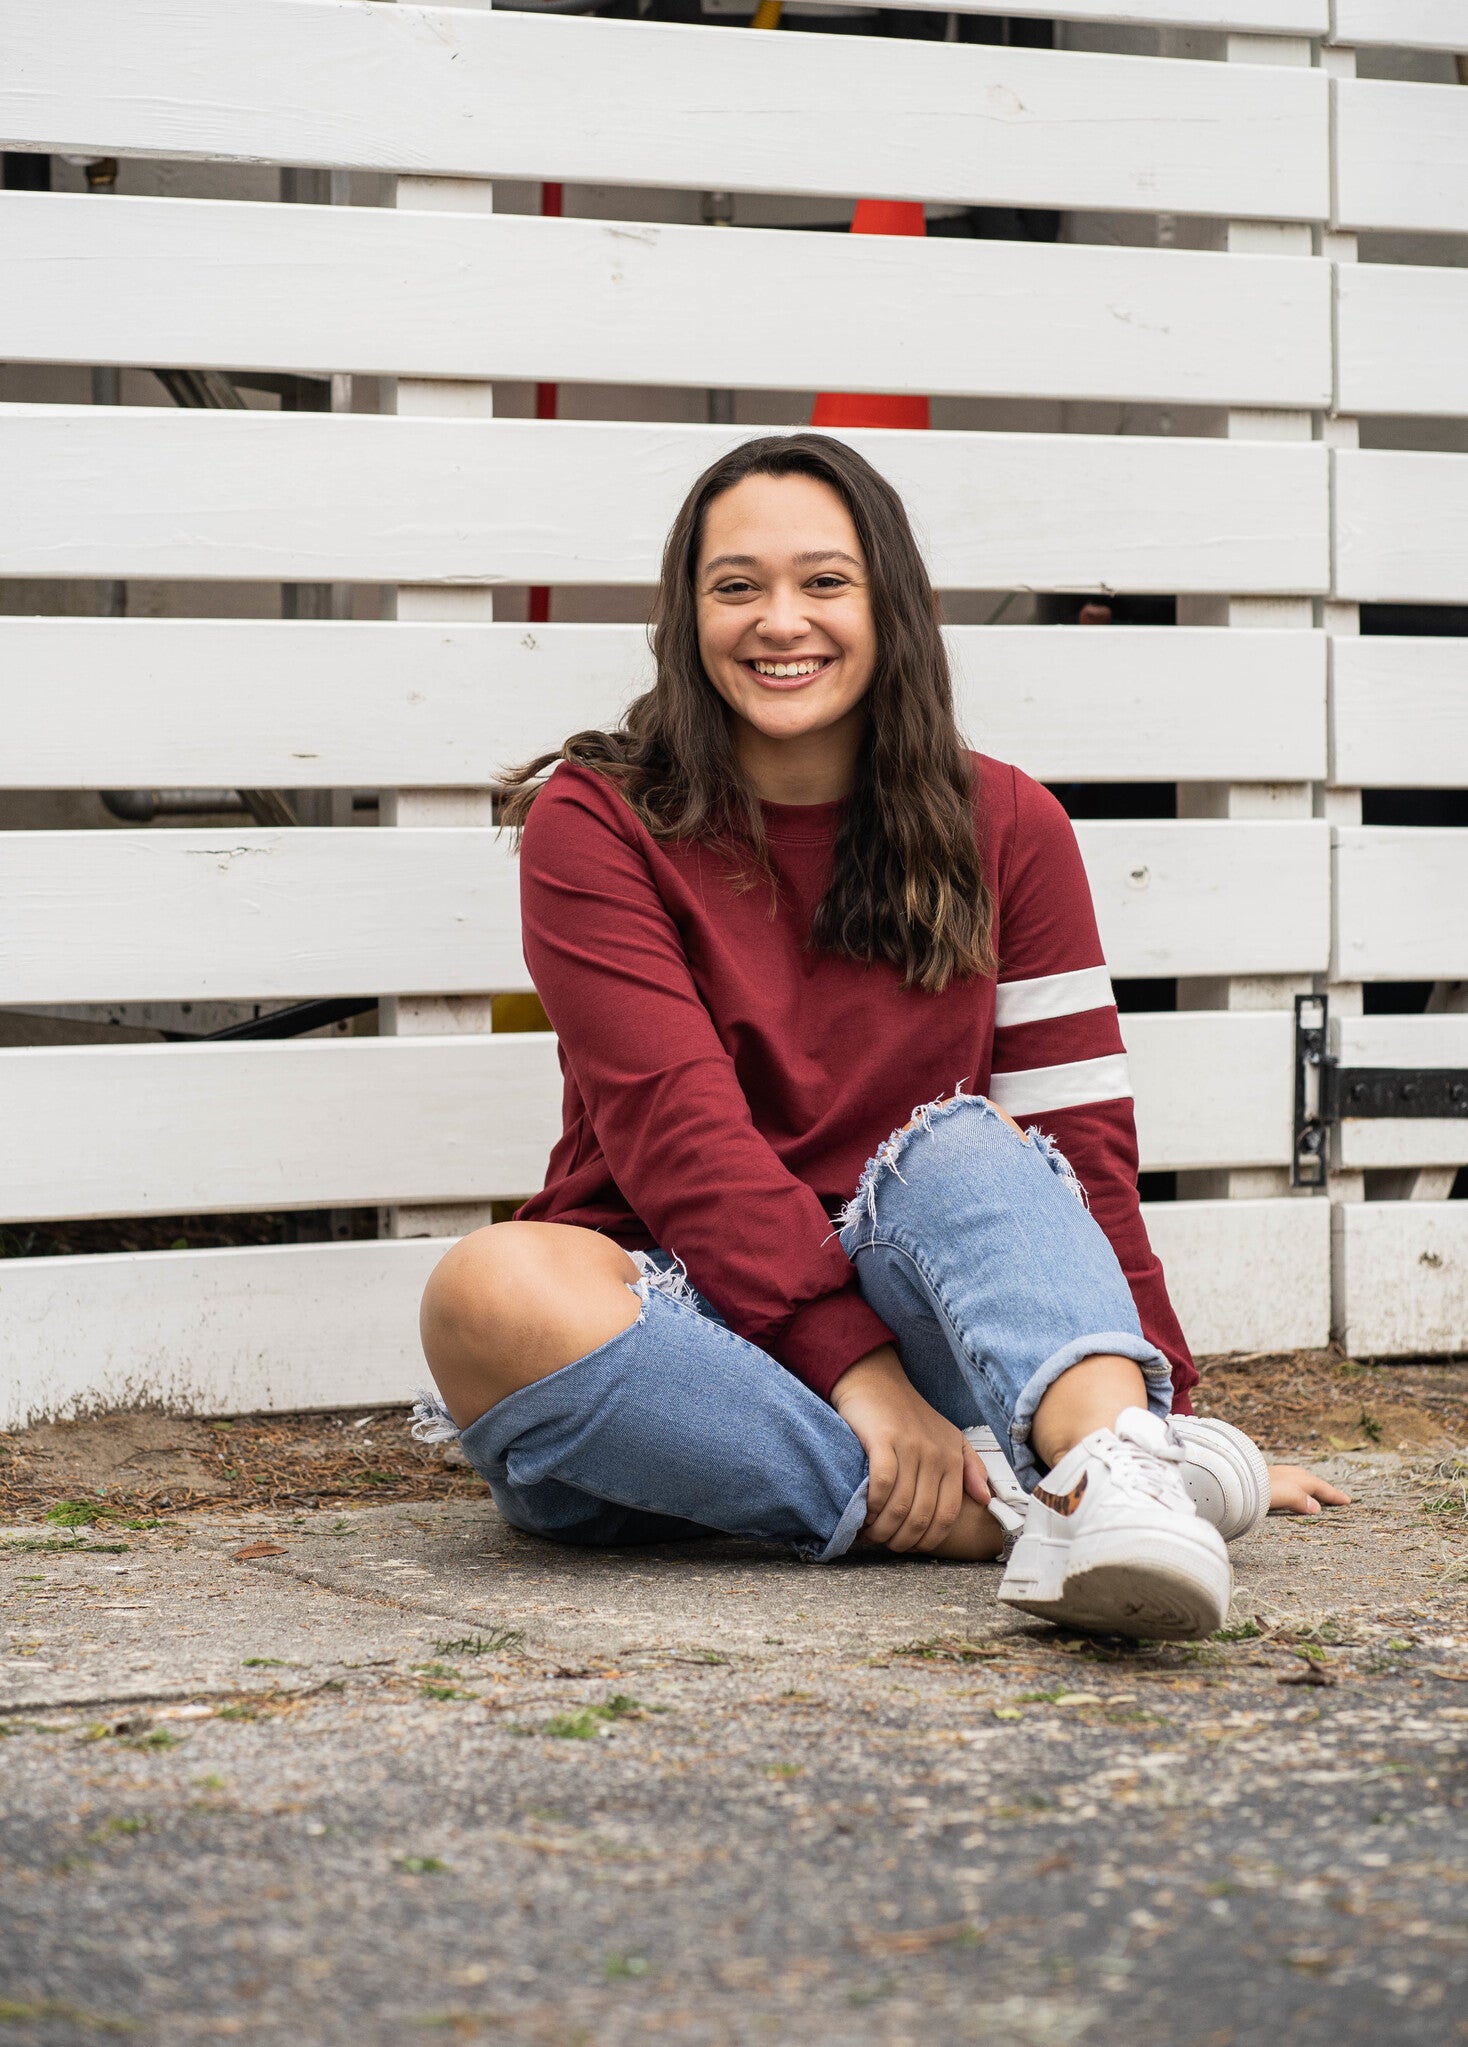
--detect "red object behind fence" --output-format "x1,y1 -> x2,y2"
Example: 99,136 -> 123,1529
811,200 -> 930,431
528,181 -> 564,626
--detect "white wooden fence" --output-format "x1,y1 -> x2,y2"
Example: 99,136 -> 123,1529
1,0 -> 1466,1425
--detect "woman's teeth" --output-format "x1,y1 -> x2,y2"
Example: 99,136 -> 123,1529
750,658 -> 827,678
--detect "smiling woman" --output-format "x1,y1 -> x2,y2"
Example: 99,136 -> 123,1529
415,433 -> 1347,1644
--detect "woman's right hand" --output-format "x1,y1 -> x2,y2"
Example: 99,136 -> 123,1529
830,1344 -> 991,1553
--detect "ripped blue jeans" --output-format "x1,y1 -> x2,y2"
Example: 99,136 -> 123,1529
413,1093 -> 1172,1561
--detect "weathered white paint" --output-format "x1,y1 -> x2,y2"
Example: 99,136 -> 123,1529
0,1011 -> 1291,1222
0,819 -> 1326,1003
1333,450 -> 1468,605
0,619 -> 1327,792
0,0 -> 1330,219
1335,1203 -> 1468,1360
1335,262 -> 1468,420
1333,829 -> 1468,984
1331,1 -> 1468,52
0,1035 -> 565,1223
0,1238 -> 449,1432
1334,78 -> 1468,236
1334,1015 -> 1468,1171
0,407 -> 1332,595
1081,821 -> 1328,980
0,830 -> 521,1004
0,190 -> 1333,411
1331,638 -> 1468,790
1123,1010 -> 1294,1173
0,1189 -> 1331,1430
792,0 -> 1328,28
1145,1197 -> 1331,1355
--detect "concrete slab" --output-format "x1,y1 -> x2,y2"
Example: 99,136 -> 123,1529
2,1447 -> 1466,2045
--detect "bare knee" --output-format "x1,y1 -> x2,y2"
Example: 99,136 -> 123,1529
419,1221 -> 641,1430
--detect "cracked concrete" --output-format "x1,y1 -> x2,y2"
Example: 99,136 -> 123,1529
2,1447 -> 1466,2044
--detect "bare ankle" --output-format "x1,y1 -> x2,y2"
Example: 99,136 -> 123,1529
1030,1354 -> 1149,1471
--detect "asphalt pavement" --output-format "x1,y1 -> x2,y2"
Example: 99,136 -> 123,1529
2,1446 -> 1466,2045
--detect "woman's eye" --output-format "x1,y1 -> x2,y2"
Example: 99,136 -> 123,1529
714,579 -> 755,595
809,576 -> 848,592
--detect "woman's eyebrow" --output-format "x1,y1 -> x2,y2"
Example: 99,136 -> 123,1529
701,549 -> 863,574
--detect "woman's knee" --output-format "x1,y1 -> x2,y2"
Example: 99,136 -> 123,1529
419,1221 -> 641,1425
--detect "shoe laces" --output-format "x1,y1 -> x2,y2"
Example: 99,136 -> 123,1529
1096,1411 -> 1191,1510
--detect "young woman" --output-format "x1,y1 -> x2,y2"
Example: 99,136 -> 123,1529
415,433 -> 1347,1641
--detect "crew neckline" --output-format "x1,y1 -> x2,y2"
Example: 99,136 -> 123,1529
758,792 -> 848,845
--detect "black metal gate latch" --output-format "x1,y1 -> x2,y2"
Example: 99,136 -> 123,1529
1293,993 -> 1468,1188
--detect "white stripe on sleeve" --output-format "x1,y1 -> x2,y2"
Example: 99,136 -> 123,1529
988,1053 -> 1132,1117
994,965 -> 1115,1030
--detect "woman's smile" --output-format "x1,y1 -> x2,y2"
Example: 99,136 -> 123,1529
741,653 -> 837,688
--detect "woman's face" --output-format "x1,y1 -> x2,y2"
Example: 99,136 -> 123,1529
695,472 -> 878,755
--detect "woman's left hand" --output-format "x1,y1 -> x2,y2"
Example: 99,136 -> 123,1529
1267,1464 -> 1352,1515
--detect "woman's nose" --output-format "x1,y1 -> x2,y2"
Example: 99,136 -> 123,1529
757,588 -> 810,641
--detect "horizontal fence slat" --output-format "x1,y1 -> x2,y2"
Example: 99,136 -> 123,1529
1123,1011 -> 1293,1173
0,1190 -> 1330,1429
1334,77 -> 1468,236
0,1238 -> 448,1432
0,619 -> 1327,791
0,1012 -> 1289,1222
1331,638 -> 1468,790
0,191 -> 1333,411
1143,1198 -> 1330,1356
0,0 -> 1329,220
1336,1203 -> 1468,1360
0,1036 -> 565,1222
1335,1016 -> 1468,1169
1081,821 -> 1328,980
0,407 -> 1332,595
0,830 -> 519,1004
1333,829 -> 1468,983
1331,1 -> 1467,52
0,821 -> 1328,1004
1333,450 -> 1468,606
780,1 -> 1329,27
1335,262 -> 1468,420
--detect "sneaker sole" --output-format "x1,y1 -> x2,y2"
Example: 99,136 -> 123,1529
998,1527 -> 1232,1642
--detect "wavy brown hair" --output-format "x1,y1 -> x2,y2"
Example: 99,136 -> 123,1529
500,433 -> 995,993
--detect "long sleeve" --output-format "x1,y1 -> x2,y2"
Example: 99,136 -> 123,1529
518,767 -> 894,1399
985,768 -> 1197,1411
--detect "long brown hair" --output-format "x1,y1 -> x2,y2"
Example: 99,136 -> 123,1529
500,432 -> 995,993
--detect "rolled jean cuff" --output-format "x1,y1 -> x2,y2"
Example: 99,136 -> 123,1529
1008,1331 -> 1172,1490
815,1477 -> 870,1563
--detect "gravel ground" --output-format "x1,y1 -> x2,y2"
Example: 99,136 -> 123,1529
2,1429 -> 1467,2046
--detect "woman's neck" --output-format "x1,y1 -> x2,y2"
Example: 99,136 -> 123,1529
733,703 -> 866,807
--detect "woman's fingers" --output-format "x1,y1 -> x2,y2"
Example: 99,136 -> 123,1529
961,1442 -> 992,1507
1266,1464 -> 1353,1515
865,1456 -> 919,1548
914,1463 -> 966,1554
865,1446 -> 899,1526
883,1459 -> 943,1553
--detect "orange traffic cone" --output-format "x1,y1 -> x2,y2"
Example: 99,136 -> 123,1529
812,200 -> 930,430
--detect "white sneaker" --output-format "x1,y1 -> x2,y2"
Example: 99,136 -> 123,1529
995,1407 -> 1232,1641
966,1416 -> 1270,1546
961,1426 -> 1030,1538
1170,1416 -> 1271,1543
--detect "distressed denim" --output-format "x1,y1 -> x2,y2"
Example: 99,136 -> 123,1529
413,1092 -> 1171,1561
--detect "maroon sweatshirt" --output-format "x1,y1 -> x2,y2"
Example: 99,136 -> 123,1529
516,755 -> 1196,1412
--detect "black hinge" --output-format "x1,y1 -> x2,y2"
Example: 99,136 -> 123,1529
1292,992 -> 1468,1188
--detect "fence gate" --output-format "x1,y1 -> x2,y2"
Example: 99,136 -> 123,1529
1,0 -> 1465,1426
